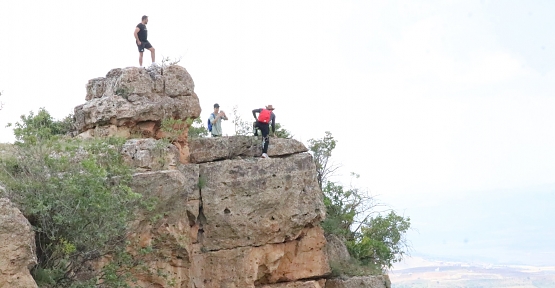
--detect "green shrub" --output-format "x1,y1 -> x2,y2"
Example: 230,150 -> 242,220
309,132 -> 411,273
161,117 -> 209,140
7,108 -> 74,145
0,136 -> 141,286
0,109 -> 141,287
188,117 -> 209,138
346,212 -> 411,269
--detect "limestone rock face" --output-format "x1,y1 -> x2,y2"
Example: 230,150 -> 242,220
125,166 -> 200,288
75,65 -> 200,146
199,153 -> 325,250
325,276 -> 391,288
259,280 -> 327,288
192,227 -> 330,288
189,136 -> 308,163
0,198 -> 37,288
325,234 -> 351,266
86,125 -> 388,287
121,138 -> 180,171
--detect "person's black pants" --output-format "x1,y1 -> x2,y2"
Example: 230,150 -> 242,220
255,122 -> 270,153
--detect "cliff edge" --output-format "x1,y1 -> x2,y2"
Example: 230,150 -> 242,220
0,64 -> 390,288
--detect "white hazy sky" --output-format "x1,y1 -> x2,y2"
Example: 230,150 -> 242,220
1,0 -> 555,265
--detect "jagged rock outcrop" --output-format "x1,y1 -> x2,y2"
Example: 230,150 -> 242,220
0,198 -> 37,288
113,138 -> 330,287
73,65 -> 390,288
74,65 -> 201,163
111,136 -> 390,288
198,153 -> 325,250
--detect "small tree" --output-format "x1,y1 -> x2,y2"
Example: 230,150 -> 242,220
347,212 -> 411,269
272,123 -> 293,139
231,105 -> 253,136
308,131 -> 340,190
188,117 -> 209,138
7,108 -> 74,145
308,132 -> 411,271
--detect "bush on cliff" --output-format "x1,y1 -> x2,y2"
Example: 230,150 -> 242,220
7,107 -> 74,145
308,132 -> 411,273
0,109 -> 141,287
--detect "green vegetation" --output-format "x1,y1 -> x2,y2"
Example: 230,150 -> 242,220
272,123 -> 292,139
160,117 -> 188,142
187,117 -> 209,138
7,107 -> 74,145
115,86 -> 132,99
0,109 -> 141,287
308,131 -> 411,273
160,117 -> 208,141
231,105 -> 252,136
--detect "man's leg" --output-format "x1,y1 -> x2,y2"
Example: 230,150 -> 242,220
139,52 -> 143,67
147,47 -> 155,63
260,124 -> 270,154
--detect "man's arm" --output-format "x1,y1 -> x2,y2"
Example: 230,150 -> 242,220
210,113 -> 219,124
252,108 -> 261,120
134,27 -> 141,44
219,110 -> 228,121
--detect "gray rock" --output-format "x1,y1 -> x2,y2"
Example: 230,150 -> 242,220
121,138 -> 180,171
325,276 -> 391,288
0,198 -> 37,288
189,136 -> 308,163
325,234 -> 352,266
76,65 -> 200,134
198,153 -> 325,251
130,169 -> 200,225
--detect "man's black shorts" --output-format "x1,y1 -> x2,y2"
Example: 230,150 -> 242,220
137,41 -> 153,52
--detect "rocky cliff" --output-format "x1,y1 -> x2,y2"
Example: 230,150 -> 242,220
0,64 -> 390,288
75,64 -> 200,163
119,136 -> 390,288
0,198 -> 37,288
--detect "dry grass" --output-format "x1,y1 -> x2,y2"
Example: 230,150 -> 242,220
0,143 -> 15,160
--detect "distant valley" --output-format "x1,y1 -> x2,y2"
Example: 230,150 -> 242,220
390,257 -> 555,288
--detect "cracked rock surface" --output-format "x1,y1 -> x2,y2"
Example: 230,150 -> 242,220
0,198 -> 37,288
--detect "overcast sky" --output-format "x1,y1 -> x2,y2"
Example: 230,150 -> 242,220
1,0 -> 554,266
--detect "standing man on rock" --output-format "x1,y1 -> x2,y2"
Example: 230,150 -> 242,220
134,15 -> 155,67
210,103 -> 228,137
252,105 -> 276,158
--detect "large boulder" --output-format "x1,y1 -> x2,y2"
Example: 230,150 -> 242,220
75,65 -> 201,143
0,198 -> 37,288
191,227 -> 330,288
189,136 -> 308,163
122,167 -> 201,288
198,153 -> 325,251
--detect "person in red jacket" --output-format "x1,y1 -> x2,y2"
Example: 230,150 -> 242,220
252,105 -> 276,158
